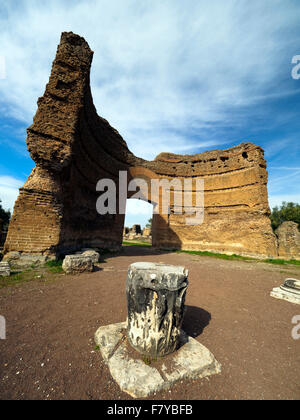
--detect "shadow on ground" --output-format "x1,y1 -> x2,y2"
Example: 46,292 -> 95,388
182,305 -> 211,338
98,245 -> 175,263
120,245 -> 174,257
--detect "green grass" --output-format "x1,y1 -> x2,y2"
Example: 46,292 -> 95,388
122,241 -> 152,247
176,249 -> 252,261
177,249 -> 300,266
0,260 -> 64,289
0,272 -> 32,289
45,259 -> 64,273
263,258 -> 300,266
142,355 -> 158,365
122,242 -> 300,266
143,357 -> 151,365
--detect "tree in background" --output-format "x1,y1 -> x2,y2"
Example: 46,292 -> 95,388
270,202 -> 300,231
0,199 -> 11,229
146,218 -> 152,229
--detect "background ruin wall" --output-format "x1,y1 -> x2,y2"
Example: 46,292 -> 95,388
4,32 -> 280,259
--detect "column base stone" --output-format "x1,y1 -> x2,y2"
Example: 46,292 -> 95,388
95,321 -> 221,398
270,278 -> 300,305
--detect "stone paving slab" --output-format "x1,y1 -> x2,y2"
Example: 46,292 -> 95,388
95,322 -> 221,398
95,322 -> 126,361
270,287 -> 300,305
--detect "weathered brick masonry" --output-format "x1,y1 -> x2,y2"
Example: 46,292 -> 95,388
4,32 -> 281,259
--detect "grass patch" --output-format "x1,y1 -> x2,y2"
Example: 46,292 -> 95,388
122,242 -> 300,266
263,258 -> 300,266
123,241 -> 152,247
142,356 -> 152,365
176,249 -> 252,261
45,259 -> 64,273
0,272 -> 32,289
176,250 -> 300,266
142,355 -> 158,366
0,260 -> 65,289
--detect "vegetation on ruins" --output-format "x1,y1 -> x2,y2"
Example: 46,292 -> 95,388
123,241 -> 151,247
45,259 -> 64,273
177,249 -> 300,266
270,202 -> 300,231
122,241 -> 300,266
146,218 -> 152,229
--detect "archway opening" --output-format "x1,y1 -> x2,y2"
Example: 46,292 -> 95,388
123,198 -> 154,247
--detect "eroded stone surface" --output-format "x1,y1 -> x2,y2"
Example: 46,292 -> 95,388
0,262 -> 10,277
62,255 -> 93,274
161,330 -> 221,382
276,222 -> 300,260
280,278 -> 300,293
271,278 -> 300,305
123,225 -> 152,242
3,252 -> 52,269
94,322 -> 221,398
142,227 -> 151,237
108,344 -> 166,398
4,31 -> 279,260
270,288 -> 300,305
126,262 -> 189,357
81,250 -> 100,264
95,322 -> 126,362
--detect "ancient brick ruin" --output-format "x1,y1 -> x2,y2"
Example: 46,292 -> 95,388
275,222 -> 300,260
4,32 -> 285,260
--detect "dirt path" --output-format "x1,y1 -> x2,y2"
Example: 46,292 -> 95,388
0,246 -> 299,400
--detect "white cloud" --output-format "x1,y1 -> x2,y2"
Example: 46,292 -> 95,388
125,199 -> 153,216
0,0 -> 299,218
124,198 -> 153,228
0,176 -> 24,211
0,0 -> 299,159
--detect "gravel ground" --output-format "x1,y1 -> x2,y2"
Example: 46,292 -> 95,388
0,245 -> 299,400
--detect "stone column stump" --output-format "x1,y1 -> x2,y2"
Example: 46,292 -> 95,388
126,262 -> 189,357
0,262 -> 10,277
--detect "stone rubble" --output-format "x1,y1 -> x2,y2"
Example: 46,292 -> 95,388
275,221 -> 300,260
62,255 -> 94,275
81,250 -> 100,264
0,262 -> 10,277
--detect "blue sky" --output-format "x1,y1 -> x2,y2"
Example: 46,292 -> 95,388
0,0 -> 299,228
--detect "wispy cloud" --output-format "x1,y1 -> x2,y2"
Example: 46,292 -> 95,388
0,0 -> 299,159
0,0 -> 299,216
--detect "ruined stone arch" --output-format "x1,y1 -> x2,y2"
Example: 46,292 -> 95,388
4,32 -> 278,259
